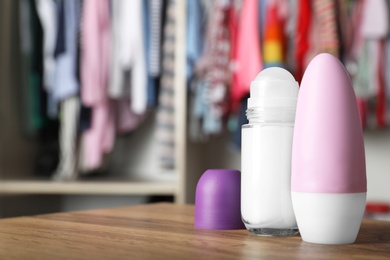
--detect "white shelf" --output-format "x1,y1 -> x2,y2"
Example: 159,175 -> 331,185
0,180 -> 177,196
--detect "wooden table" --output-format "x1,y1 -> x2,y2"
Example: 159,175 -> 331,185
0,203 -> 389,259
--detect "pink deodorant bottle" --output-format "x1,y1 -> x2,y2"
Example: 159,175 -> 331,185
291,53 -> 367,244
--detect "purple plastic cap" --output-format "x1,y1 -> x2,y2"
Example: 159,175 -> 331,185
194,169 -> 244,230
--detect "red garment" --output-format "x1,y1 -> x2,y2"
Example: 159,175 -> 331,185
356,98 -> 367,128
263,1 -> 286,66
376,39 -> 387,127
230,0 -> 262,111
294,0 -> 312,82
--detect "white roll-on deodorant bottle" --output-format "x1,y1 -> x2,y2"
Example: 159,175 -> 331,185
241,67 -> 299,236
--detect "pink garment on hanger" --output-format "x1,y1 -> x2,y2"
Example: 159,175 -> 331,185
80,0 -> 115,170
81,0 -> 110,106
230,0 -> 262,111
82,101 -> 115,169
115,98 -> 144,134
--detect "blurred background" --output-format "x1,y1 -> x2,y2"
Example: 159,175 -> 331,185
0,0 -> 389,220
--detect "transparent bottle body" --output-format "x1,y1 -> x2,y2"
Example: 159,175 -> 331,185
241,108 -> 298,236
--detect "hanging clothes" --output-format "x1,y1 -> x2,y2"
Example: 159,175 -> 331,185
386,2 -> 390,124
144,0 -> 164,108
304,0 -> 340,82
258,0 -> 268,45
227,0 -> 261,147
377,40 -> 387,128
53,0 -> 80,100
54,1 -> 66,57
20,0 -> 46,134
148,0 -> 163,78
35,0 -> 57,93
51,0 -> 82,181
312,0 -> 340,57
231,0 -> 262,111
37,0 -> 81,118
115,98 -> 145,134
109,0 -> 147,115
35,0 -> 59,119
336,0 -> 353,60
188,78 -> 208,142
18,0 -> 60,178
195,0 -> 232,135
52,96 -> 80,180
285,0 -> 297,71
186,0 -> 207,141
157,0 -> 177,169
35,0 -> 58,119
360,0 -> 389,128
80,0 -> 115,171
294,0 -> 311,82
343,0 -> 366,126
262,0 -> 288,68
186,0 -> 205,80
354,41 -> 370,127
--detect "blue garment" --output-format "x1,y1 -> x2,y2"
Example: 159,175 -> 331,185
264,63 -> 284,69
192,79 -> 222,135
49,0 -> 80,117
259,0 -> 267,46
186,0 -> 204,80
144,0 -> 159,107
193,79 -> 207,119
54,0 -> 65,58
